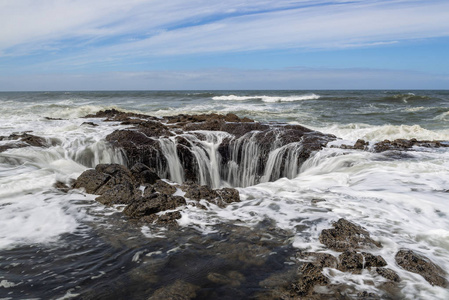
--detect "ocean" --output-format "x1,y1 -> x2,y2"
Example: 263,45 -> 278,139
0,90 -> 448,299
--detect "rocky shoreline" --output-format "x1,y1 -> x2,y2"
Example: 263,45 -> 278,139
3,109 -> 448,298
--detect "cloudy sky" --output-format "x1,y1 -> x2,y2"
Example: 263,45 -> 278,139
0,0 -> 448,90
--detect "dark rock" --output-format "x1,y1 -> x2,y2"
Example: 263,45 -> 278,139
73,164 -> 141,205
338,250 -> 364,272
395,249 -> 448,287
374,138 -> 448,152
123,194 -> 186,220
53,181 -> 71,193
141,211 -> 182,226
215,187 -> 240,206
0,133 -> 49,152
362,252 -> 387,268
130,163 -> 160,185
81,121 -> 98,127
153,180 -> 177,195
376,268 -> 400,282
183,184 -> 218,201
148,280 -> 199,300
291,262 -> 329,296
297,252 -> 338,269
319,219 -> 381,251
357,291 -> 380,299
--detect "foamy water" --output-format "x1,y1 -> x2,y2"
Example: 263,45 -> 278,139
0,90 -> 448,299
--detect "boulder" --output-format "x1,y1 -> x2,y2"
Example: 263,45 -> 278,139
123,194 -> 186,220
319,219 -> 382,251
395,249 -> 447,287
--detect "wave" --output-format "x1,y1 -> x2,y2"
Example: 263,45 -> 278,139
212,94 -> 320,102
316,123 -> 449,142
381,93 -> 431,103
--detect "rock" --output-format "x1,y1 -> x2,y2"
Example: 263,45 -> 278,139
297,252 -> 338,269
148,280 -> 199,300
141,211 -> 182,226
153,180 -> 177,195
215,188 -> 240,205
53,181 -> 71,193
376,268 -> 400,282
182,184 -> 240,207
395,249 -> 448,287
374,138 -> 448,152
319,219 -> 382,251
183,184 -> 218,201
81,121 -> 98,126
130,163 -> 160,185
207,271 -> 245,287
291,262 -> 329,296
338,250 -> 364,272
73,163 -> 141,205
0,132 -> 49,152
123,194 -> 186,220
362,252 -> 387,268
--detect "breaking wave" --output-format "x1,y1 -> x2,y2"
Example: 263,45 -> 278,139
212,94 -> 320,102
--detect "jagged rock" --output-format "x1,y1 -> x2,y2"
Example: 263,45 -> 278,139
395,249 -> 448,287
297,252 -> 338,269
73,164 -> 141,205
130,163 -> 160,185
53,181 -> 71,193
376,268 -> 400,282
123,194 -> 186,220
215,187 -> 240,206
338,250 -> 364,272
374,138 -> 448,152
153,180 -> 177,195
362,252 -> 387,268
148,280 -> 199,300
0,132 -> 49,152
90,110 -> 336,187
291,262 -> 329,296
141,211 -> 182,226
319,219 -> 381,251
182,184 -> 240,207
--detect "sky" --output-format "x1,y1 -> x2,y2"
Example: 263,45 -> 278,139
0,0 -> 448,90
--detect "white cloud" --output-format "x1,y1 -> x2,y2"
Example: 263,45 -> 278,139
1,0 -> 449,61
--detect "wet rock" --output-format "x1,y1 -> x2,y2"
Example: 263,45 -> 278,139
362,252 -> 387,268
130,162 -> 160,185
73,163 -> 141,205
319,219 -> 382,251
376,268 -> 400,282
182,184 -> 240,207
395,249 -> 448,287
153,180 -> 177,195
297,252 -> 338,269
374,138 -> 448,152
207,271 -> 245,287
357,291 -> 380,299
123,194 -> 186,220
0,133 -> 49,152
53,181 -> 71,193
291,262 -> 329,296
338,250 -> 364,272
148,280 -> 199,300
81,121 -> 98,126
142,211 -> 182,226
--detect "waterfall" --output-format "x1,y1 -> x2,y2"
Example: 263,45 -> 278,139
157,130 -> 308,188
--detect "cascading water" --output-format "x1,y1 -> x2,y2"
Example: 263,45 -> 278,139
156,130 -> 309,188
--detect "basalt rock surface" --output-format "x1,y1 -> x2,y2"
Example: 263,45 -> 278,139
72,163 -> 240,226
339,138 -> 449,153
395,249 -> 448,287
0,132 -> 51,153
86,109 -> 336,187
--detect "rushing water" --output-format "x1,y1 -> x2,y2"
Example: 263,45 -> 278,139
0,90 -> 448,299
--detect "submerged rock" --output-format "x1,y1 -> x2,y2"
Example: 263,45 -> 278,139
0,132 -> 50,152
148,280 -> 199,300
319,218 -> 382,251
395,249 -> 448,287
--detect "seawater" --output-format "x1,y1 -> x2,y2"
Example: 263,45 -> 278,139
0,90 -> 448,299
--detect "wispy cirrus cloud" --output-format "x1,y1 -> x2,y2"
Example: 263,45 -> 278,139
1,0 -> 449,61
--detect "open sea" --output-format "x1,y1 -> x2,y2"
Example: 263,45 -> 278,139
0,90 -> 448,299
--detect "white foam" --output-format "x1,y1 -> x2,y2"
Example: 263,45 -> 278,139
212,94 -> 320,102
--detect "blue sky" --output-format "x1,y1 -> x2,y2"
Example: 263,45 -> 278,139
0,0 -> 448,90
